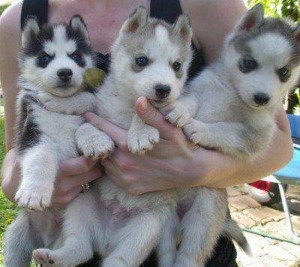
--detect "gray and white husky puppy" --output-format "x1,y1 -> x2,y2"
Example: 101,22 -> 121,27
32,7 -> 193,267
161,3 -> 300,267
4,15 -> 114,267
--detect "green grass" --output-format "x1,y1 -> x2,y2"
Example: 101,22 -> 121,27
0,118 -> 17,265
0,4 -> 9,17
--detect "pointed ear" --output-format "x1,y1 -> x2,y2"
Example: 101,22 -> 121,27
22,16 -> 40,47
294,23 -> 300,43
234,3 -> 264,33
173,14 -> 192,42
121,6 -> 148,34
69,15 -> 90,42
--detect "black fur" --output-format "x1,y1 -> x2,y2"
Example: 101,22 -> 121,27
22,26 -> 54,57
17,95 -> 41,154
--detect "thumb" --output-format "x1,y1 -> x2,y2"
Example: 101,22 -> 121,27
135,96 -> 176,140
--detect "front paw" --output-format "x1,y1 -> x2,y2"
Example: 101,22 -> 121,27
165,103 -> 190,127
183,120 -> 207,145
15,186 -> 52,211
33,248 -> 56,265
128,126 -> 159,154
79,134 -> 115,160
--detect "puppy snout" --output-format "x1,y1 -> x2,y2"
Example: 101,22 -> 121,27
57,68 -> 73,82
155,84 -> 171,99
253,93 -> 270,106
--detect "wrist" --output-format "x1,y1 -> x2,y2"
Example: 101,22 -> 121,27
191,147 -> 240,188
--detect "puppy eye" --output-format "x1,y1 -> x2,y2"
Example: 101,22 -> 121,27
135,56 -> 149,67
70,51 -> 82,63
277,67 -> 290,82
239,56 -> 257,73
37,52 -> 52,68
173,61 -> 181,72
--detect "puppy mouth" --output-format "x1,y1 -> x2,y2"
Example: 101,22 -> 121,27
56,83 -> 74,89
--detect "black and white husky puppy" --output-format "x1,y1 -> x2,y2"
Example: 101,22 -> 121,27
4,15 -> 113,267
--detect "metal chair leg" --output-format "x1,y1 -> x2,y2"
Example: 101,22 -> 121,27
278,183 -> 300,243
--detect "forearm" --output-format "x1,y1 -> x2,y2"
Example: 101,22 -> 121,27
196,126 -> 293,188
1,148 -> 20,202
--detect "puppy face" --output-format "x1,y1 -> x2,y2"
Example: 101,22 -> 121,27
20,15 -> 95,97
110,7 -> 193,107
224,4 -> 300,109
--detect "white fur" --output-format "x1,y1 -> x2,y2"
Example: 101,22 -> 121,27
32,8 -> 191,267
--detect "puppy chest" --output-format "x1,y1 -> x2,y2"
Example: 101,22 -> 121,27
35,110 -> 84,157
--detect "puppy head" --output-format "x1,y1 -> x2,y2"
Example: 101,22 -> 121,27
110,7 -> 193,107
20,15 -> 95,97
224,4 -> 300,109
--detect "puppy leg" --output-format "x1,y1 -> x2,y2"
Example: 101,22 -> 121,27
103,207 -> 171,267
33,193 -> 99,266
174,189 -> 228,267
76,123 -> 114,160
183,119 -> 250,157
15,139 -> 58,210
128,114 -> 159,154
4,210 -> 43,267
157,210 -> 180,267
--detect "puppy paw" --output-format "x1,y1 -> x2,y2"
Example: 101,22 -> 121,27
174,258 -> 203,267
15,186 -> 52,211
103,258 -> 128,267
183,120 -> 207,145
128,125 -> 159,154
33,249 -> 56,265
79,134 -> 115,160
165,102 -> 190,127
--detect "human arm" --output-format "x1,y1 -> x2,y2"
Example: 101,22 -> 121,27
86,97 -> 293,195
181,0 -> 247,63
0,3 -> 102,207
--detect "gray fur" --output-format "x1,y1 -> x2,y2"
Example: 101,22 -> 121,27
164,4 -> 300,266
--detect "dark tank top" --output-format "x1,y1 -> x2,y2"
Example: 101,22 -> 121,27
20,1 -> 237,266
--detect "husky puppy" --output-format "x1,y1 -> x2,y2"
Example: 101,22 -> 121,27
32,7 -> 192,267
4,15 -> 114,267
161,3 -> 300,267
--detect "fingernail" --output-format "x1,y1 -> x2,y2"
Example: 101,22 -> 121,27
138,97 -> 148,112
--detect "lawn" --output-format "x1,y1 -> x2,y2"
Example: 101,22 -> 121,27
0,117 -> 18,266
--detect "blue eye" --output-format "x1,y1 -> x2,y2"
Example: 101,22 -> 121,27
239,55 -> 257,73
37,52 -> 52,68
135,56 -> 149,67
277,67 -> 290,82
173,61 -> 181,72
70,51 -> 82,63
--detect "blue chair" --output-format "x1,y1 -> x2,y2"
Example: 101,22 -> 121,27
262,114 -> 300,243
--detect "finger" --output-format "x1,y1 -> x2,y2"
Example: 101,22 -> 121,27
135,97 -> 178,140
51,186 -> 82,208
72,165 -> 103,186
58,156 -> 98,176
85,112 -> 128,149
102,159 -> 125,187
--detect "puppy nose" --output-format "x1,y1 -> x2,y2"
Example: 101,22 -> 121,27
155,84 -> 171,99
253,93 -> 270,106
57,68 -> 73,82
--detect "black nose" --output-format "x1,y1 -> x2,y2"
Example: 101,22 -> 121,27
253,93 -> 270,106
57,68 -> 73,82
155,84 -> 171,99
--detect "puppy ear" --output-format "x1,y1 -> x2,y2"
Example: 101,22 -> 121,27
121,6 -> 148,34
69,15 -> 90,42
234,3 -> 264,33
173,14 -> 192,42
294,23 -> 300,43
22,16 -> 40,47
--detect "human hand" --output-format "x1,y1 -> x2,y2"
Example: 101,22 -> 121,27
50,156 -> 102,208
85,97 -> 203,195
